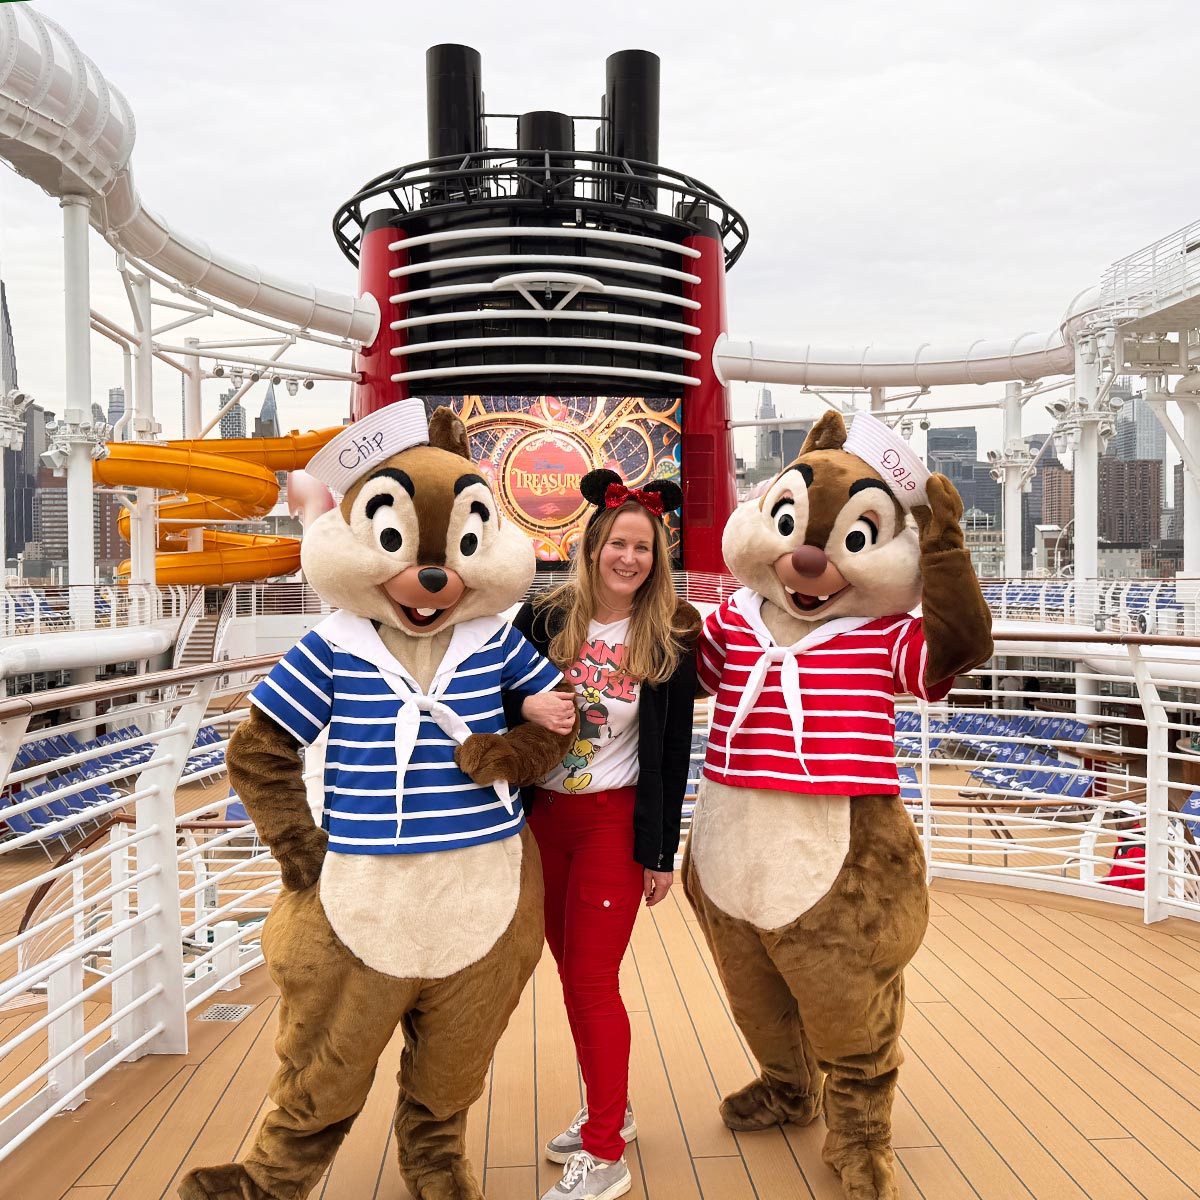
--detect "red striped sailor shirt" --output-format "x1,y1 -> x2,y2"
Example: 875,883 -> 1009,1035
697,589 -> 954,796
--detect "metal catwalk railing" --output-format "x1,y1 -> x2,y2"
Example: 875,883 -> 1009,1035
0,631 -> 1197,1160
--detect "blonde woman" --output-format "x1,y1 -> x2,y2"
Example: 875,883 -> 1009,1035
508,469 -> 699,1200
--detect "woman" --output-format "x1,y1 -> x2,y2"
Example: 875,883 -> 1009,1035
509,469 -> 699,1200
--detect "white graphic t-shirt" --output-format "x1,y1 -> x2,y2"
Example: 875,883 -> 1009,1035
541,617 -> 641,794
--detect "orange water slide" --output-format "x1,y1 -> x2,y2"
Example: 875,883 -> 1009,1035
92,429 -> 340,585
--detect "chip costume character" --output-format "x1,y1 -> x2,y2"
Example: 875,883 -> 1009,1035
683,411 -> 994,1200
180,401 -> 576,1200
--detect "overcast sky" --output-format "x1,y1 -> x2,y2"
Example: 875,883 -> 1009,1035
3,0 -> 1199,463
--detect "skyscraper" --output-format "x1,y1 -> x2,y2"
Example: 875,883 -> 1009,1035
755,387 -> 779,467
254,383 -> 282,440
1113,389 -> 1166,469
107,386 -> 126,438
219,387 -> 247,439
1099,459 -> 1161,544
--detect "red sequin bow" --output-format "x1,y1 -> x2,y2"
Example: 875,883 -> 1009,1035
604,481 -> 665,517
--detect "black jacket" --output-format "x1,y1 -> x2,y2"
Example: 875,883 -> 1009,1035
504,599 -> 700,871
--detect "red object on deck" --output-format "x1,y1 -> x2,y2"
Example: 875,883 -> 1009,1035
1100,835 -> 1145,891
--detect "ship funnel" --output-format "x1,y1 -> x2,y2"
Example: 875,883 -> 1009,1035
604,49 -> 660,164
604,49 -> 659,207
426,44 -> 483,158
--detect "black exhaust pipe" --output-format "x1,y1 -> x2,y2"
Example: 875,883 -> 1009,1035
604,49 -> 659,207
426,43 -> 483,159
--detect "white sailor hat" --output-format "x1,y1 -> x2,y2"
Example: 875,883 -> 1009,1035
843,410 -> 931,508
306,399 -> 430,498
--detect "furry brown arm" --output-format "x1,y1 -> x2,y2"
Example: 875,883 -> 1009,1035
912,473 -> 995,688
455,682 -> 578,788
227,707 -> 327,891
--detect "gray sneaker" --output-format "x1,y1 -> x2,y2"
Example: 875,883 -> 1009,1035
542,1151 -> 632,1200
545,1103 -> 637,1163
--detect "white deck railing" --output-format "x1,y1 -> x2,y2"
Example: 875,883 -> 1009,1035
0,584 -> 196,639
0,630 -> 1197,1160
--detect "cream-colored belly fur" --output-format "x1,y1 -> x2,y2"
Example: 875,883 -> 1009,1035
317,622 -> 520,979
320,839 -> 522,979
690,780 -> 849,930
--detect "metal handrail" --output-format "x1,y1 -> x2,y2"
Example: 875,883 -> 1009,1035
333,147 -> 749,269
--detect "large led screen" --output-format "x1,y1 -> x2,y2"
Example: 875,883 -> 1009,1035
434,395 -> 682,563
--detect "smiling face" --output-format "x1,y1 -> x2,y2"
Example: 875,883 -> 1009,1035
300,416 -> 535,636
723,446 -> 922,624
595,508 -> 656,608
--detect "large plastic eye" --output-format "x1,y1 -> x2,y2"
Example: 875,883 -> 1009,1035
845,516 -> 878,553
372,507 -> 404,553
771,499 -> 796,538
459,508 -> 485,557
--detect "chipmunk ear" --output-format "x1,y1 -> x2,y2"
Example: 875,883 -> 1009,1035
580,469 -> 622,507
428,406 -> 471,460
799,411 -> 848,454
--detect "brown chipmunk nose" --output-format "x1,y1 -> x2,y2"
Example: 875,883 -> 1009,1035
791,545 -> 828,578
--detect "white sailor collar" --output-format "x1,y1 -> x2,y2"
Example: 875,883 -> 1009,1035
313,610 -> 509,698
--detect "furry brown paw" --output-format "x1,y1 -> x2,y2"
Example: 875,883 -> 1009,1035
719,1077 -> 822,1131
912,473 -> 965,551
178,1162 -> 274,1200
821,1138 -> 899,1200
455,733 -> 519,786
275,827 -> 327,892
402,1156 -> 484,1200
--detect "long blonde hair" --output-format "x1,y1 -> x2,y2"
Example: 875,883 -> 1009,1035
539,501 -> 689,686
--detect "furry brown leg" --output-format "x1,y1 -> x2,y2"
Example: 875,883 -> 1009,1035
395,1100 -> 482,1200
682,846 -> 824,1131
821,1066 -> 900,1200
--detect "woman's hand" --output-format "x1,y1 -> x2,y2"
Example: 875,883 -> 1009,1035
521,691 -> 577,736
643,869 -> 674,907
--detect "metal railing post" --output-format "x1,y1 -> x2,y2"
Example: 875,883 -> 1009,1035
127,678 -> 217,1057
1128,645 -> 1170,923
45,864 -> 86,1107
919,702 -> 933,881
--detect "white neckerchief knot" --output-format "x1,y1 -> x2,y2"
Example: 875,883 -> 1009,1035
721,590 -> 870,777
382,670 -> 517,843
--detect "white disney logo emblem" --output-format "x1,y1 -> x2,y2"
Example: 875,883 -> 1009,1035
880,448 -> 917,492
337,430 -> 386,470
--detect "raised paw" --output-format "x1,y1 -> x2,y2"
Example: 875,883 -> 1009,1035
912,472 -> 965,550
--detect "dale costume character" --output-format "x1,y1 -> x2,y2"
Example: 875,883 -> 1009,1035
683,411 -> 993,1200
180,400 -> 576,1200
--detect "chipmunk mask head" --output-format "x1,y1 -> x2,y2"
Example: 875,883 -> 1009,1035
301,402 -> 534,635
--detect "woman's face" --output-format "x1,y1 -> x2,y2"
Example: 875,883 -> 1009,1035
595,508 -> 656,606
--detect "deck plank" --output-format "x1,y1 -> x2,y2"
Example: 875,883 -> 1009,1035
1093,1137 -> 1200,1200
485,969 -> 536,1170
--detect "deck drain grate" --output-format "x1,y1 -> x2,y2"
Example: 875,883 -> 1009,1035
198,1003 -> 253,1022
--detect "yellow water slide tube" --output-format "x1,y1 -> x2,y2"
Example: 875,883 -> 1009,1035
92,429 -> 340,585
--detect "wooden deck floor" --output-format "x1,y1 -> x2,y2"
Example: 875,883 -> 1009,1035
4,878 -> 1200,1200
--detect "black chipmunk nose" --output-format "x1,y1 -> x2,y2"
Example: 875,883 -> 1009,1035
418,567 -> 448,593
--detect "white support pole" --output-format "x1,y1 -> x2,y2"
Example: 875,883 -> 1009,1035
61,198 -> 95,623
183,338 -> 203,553
1003,381 -> 1023,580
1072,344 -> 1099,617
870,386 -> 885,413
131,275 -> 157,589
62,198 -> 98,729
1128,646 -> 1170,923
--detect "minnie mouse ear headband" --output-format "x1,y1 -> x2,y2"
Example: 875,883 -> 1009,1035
579,469 -> 684,522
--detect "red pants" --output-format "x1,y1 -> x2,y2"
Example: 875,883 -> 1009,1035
528,786 -> 644,1162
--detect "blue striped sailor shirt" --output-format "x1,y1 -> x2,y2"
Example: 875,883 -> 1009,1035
249,610 -> 562,854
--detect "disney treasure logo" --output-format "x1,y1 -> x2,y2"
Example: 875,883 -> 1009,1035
337,430 -> 387,470
880,448 -> 917,493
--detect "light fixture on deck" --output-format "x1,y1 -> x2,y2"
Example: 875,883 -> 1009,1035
285,379 -> 299,397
